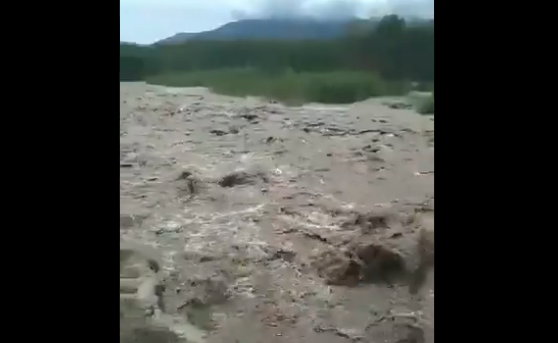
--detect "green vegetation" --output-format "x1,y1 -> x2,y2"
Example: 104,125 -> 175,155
121,15 -> 434,105
418,93 -> 435,114
147,69 -> 410,104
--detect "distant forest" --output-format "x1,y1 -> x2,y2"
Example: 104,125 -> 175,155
120,15 -> 434,84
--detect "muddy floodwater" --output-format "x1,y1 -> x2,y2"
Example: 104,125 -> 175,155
120,82 -> 434,343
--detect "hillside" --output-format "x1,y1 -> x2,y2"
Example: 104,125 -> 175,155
121,15 -> 434,85
154,33 -> 198,45
154,18 -> 366,44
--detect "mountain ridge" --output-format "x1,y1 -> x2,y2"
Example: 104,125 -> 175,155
153,18 -> 366,45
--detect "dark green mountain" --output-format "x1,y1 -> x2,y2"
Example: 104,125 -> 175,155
154,19 -> 366,44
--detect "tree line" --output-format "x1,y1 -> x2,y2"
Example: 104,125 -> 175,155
120,15 -> 433,83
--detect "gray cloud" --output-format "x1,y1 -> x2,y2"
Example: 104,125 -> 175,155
387,0 -> 434,18
231,0 -> 434,21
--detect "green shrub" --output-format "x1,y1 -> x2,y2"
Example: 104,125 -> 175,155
418,93 -> 434,114
146,69 -> 408,104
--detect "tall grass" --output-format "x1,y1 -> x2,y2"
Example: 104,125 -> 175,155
146,68 -> 410,104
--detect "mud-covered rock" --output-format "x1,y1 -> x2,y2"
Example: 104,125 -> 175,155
342,208 -> 397,233
239,113 -> 259,122
218,170 -> 268,188
384,101 -> 414,110
187,276 -> 230,305
121,248 -> 164,320
209,127 -> 239,136
174,170 -> 205,198
312,240 -> 407,286
161,272 -> 230,332
311,249 -> 361,286
161,268 -> 231,310
365,317 -> 425,343
354,243 -> 406,283
120,296 -> 182,343
120,214 -> 136,229
120,243 -> 161,277
179,298 -> 216,331
120,214 -> 148,230
409,213 -> 434,294
121,325 -> 182,343
176,178 -> 203,198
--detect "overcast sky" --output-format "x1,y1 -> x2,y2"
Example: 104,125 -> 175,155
120,0 -> 434,44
